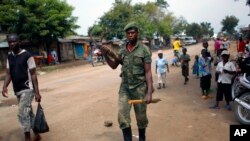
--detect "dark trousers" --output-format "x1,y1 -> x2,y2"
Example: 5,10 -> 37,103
216,83 -> 232,102
182,65 -> 189,77
200,74 -> 211,92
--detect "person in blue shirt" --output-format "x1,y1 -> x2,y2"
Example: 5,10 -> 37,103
156,50 -> 169,89
199,49 -> 212,99
192,55 -> 199,78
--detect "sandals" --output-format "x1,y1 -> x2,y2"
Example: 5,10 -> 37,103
209,105 -> 220,109
224,105 -> 232,111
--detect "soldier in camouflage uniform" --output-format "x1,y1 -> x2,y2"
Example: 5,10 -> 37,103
101,22 -> 154,141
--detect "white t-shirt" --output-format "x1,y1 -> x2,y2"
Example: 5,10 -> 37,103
216,61 -> 236,84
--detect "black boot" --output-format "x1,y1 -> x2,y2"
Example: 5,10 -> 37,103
163,83 -> 166,88
184,77 -> 188,85
122,127 -> 132,141
157,83 -> 161,89
139,128 -> 146,141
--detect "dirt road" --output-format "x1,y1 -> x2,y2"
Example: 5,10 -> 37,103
0,42 -> 238,141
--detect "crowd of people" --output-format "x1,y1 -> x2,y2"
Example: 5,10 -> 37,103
156,36 -> 250,111
40,48 -> 59,65
1,21 -> 250,141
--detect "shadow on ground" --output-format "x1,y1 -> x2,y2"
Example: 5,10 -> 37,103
0,98 -> 17,107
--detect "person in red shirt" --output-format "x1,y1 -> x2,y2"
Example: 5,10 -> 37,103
214,38 -> 221,56
47,53 -> 53,65
237,37 -> 246,53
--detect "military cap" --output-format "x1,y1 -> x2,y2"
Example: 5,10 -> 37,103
124,22 -> 139,32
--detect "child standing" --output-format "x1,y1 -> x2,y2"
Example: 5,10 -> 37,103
192,55 -> 199,78
210,50 -> 236,110
199,49 -> 212,99
180,48 -> 191,85
156,50 -> 169,89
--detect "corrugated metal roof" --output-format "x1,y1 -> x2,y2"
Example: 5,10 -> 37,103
73,41 -> 88,44
58,38 -> 72,43
65,35 -> 90,40
241,27 -> 250,31
241,25 -> 250,31
0,41 -> 8,48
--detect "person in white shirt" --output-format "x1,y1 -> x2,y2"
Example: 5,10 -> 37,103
210,50 -> 236,110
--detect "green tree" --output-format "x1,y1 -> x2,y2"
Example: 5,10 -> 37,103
88,24 -> 103,37
135,2 -> 160,39
158,12 -> 175,37
200,22 -> 214,37
98,1 -> 133,39
94,1 -> 175,40
156,0 -> 169,8
172,16 -> 188,35
186,22 -> 202,39
184,22 -> 213,40
221,15 -> 239,35
0,0 -> 79,48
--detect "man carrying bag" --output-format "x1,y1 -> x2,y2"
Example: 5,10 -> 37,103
2,33 -> 43,141
33,103 -> 49,133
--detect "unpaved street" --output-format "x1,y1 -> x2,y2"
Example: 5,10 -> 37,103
0,42 -> 238,141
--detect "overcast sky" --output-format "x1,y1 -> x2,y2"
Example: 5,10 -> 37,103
66,0 -> 250,35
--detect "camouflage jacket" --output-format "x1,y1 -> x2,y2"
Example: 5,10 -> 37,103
118,41 -> 152,89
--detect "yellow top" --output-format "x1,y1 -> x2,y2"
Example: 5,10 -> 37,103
173,40 -> 181,51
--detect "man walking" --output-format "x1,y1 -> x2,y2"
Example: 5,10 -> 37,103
172,37 -> 182,66
101,22 -> 154,141
2,33 -> 42,141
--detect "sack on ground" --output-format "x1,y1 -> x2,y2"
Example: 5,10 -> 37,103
33,103 -> 49,133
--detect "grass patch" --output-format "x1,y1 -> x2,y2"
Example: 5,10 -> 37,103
38,66 -> 58,72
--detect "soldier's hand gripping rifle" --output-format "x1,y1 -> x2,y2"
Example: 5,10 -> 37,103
128,98 -> 161,104
89,29 -> 120,62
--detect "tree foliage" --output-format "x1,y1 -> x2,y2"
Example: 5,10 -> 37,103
98,1 -> 133,39
0,0 -> 79,42
185,22 -> 214,40
172,16 -> 188,35
156,0 -> 169,8
89,1 -> 214,41
200,22 -> 214,37
88,24 -> 103,37
186,23 -> 202,39
221,15 -> 239,35
91,1 -> 175,40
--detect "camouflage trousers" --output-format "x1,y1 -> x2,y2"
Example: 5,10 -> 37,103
16,89 -> 35,132
118,82 -> 148,129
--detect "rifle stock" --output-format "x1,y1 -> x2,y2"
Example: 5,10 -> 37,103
128,98 -> 161,104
